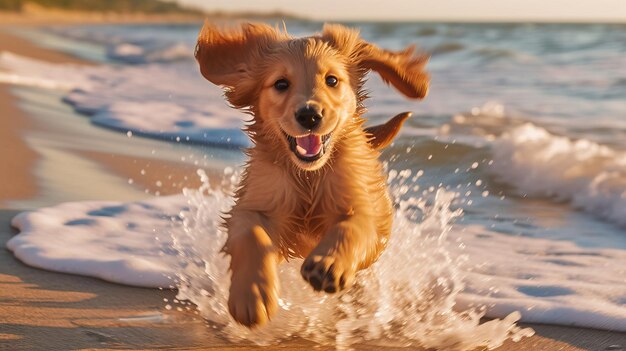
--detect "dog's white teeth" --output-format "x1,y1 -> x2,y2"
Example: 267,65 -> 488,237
296,144 -> 309,156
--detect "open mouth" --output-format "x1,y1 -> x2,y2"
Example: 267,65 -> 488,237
284,133 -> 332,162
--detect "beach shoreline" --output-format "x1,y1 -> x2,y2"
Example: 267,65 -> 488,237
0,28 -> 94,207
1,23 -> 625,351
0,5 -> 205,26
0,28 -> 218,207
0,84 -> 38,205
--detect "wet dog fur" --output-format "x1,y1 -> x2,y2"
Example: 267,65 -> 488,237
195,22 -> 429,327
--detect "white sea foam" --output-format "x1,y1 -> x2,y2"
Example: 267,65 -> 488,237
9,197 -> 184,287
490,123 -> 626,227
0,52 -> 249,147
459,225 -> 626,331
0,52 -> 92,90
107,42 -> 193,64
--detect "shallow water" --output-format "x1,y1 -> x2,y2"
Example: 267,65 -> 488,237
2,20 -> 626,349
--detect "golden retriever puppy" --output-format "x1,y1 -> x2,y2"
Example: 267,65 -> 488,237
195,22 -> 429,327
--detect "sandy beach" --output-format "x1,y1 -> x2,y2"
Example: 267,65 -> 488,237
0,27 -> 216,206
1,24 -> 625,351
0,27 -> 94,206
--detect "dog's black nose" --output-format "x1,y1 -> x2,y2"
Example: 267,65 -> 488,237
295,106 -> 322,130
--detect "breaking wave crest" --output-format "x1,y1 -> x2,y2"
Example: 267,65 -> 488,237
490,123 -> 626,227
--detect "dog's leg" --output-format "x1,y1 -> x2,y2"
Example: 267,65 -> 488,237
300,215 -> 379,293
224,211 -> 279,327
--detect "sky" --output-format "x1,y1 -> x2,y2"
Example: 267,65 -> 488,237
178,0 -> 626,22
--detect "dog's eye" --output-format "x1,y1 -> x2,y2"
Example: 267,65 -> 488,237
274,79 -> 290,92
325,75 -> 338,87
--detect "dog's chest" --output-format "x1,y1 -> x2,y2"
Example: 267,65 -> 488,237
273,177 -> 351,251
278,201 -> 338,256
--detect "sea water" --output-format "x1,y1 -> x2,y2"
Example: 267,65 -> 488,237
3,20 -> 626,349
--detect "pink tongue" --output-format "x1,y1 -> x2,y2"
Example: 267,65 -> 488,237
295,135 -> 322,157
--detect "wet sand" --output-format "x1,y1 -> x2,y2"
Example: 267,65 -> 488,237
82,151 -> 213,196
0,84 -> 38,204
1,24 -> 625,351
0,29 -> 94,206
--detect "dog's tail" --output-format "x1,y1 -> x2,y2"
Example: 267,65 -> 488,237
365,112 -> 412,150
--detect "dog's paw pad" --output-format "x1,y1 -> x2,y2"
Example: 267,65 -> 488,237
300,255 -> 352,293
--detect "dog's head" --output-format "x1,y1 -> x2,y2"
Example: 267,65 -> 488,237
196,22 -> 429,171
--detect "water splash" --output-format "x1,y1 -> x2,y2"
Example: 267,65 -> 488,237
170,168 -> 533,350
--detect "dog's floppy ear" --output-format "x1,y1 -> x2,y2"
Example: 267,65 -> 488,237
195,21 -> 285,107
322,24 -> 429,99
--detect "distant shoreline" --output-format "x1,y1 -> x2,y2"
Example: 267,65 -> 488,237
0,4 -> 304,26
0,13 -> 308,26
1,8 -> 623,26
0,10 -> 204,25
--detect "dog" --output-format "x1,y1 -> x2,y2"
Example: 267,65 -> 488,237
195,22 -> 429,327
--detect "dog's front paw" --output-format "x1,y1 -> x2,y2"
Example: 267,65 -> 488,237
300,255 -> 354,293
228,273 -> 278,327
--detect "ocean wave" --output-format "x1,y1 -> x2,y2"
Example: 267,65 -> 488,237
426,102 -> 626,228
0,53 -> 249,148
472,47 -> 535,63
431,42 -> 465,55
106,41 -> 194,64
46,25 -> 197,64
474,47 -> 517,59
434,102 -> 526,146
415,26 -> 438,36
490,123 -> 626,227
0,51 -> 92,90
364,22 -> 400,38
